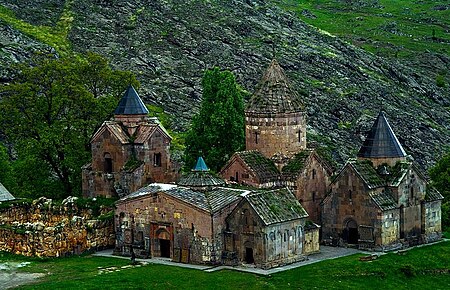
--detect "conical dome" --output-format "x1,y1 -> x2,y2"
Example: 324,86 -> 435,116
114,85 -> 149,115
178,157 -> 225,188
358,111 -> 406,159
246,59 -> 304,114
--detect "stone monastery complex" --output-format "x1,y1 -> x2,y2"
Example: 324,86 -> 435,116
80,60 -> 443,269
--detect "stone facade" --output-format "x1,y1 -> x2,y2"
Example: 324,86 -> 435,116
245,111 -> 306,160
322,160 -> 443,250
0,197 -> 115,257
82,86 -> 178,198
114,184 -> 245,264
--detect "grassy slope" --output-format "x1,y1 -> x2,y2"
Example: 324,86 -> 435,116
0,0 -> 74,55
1,241 -> 449,289
280,0 -> 449,59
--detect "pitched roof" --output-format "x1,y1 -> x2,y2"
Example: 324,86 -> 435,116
347,160 -> 385,189
234,150 -> 280,183
246,59 -> 304,114
369,191 -> 397,211
119,183 -> 247,214
246,188 -> 308,225
114,85 -> 149,115
425,186 -> 444,202
282,150 -> 313,177
0,182 -> 15,202
91,121 -> 130,144
357,111 -> 407,159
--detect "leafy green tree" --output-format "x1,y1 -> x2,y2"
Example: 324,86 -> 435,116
184,67 -> 245,172
0,52 -> 138,198
429,151 -> 450,230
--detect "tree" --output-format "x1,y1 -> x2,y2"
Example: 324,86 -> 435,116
184,67 -> 245,172
429,151 -> 450,230
0,53 -> 138,198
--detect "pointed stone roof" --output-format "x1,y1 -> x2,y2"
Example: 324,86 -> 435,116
114,85 -> 149,115
246,59 -> 304,114
178,157 -> 225,187
194,156 -> 209,171
0,182 -> 15,202
357,111 -> 407,159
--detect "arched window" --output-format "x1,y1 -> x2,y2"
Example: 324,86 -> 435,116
297,131 -> 301,143
312,169 -> 316,179
348,190 -> 352,201
312,192 -> 316,202
254,131 -> 259,144
104,153 -> 113,173
154,153 -> 162,167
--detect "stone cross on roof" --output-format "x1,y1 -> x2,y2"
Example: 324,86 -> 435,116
357,111 -> 407,159
246,59 -> 304,114
114,85 -> 149,115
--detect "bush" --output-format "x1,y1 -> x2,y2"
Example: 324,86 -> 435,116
400,264 -> 416,277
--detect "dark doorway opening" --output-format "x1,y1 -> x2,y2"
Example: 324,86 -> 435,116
160,239 -> 170,258
245,247 -> 254,264
344,219 -> 358,244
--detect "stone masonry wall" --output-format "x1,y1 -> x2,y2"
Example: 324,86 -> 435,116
245,112 -> 306,159
0,197 -> 115,257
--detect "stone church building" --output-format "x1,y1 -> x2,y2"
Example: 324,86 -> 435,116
82,85 -> 178,198
83,59 -> 442,268
220,60 -> 333,225
322,112 -> 443,250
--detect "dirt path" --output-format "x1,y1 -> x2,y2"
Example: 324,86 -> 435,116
0,262 -> 45,289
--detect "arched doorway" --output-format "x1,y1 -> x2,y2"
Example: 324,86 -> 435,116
244,241 -> 254,264
157,229 -> 171,258
343,219 -> 358,244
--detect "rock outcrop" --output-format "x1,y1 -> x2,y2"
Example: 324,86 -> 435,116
0,0 -> 449,168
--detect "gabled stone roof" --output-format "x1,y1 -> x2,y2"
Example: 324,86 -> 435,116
119,183 -> 247,214
246,59 -> 304,114
0,182 -> 15,202
281,150 -> 313,177
369,191 -> 397,211
357,111 -> 407,159
91,121 -> 130,144
346,160 -> 385,189
114,85 -> 149,115
246,188 -> 308,225
425,186 -> 444,202
234,150 -> 280,183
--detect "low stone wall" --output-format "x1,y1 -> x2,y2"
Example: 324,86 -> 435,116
0,197 -> 115,257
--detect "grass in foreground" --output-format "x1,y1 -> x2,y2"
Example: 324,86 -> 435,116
1,241 -> 449,289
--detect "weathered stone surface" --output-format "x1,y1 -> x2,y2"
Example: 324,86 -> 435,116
0,197 -> 115,257
0,0 -> 449,169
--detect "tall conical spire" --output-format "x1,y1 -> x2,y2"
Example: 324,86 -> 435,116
357,111 -> 406,160
114,85 -> 149,115
246,59 -> 304,114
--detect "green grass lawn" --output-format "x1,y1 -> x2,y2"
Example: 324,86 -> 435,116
279,0 -> 449,59
2,241 -> 449,289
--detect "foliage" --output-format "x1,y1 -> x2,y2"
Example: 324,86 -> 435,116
0,3 -> 73,56
0,52 -> 138,198
429,151 -> 450,230
281,0 -> 450,59
0,241 -> 448,289
184,67 -> 245,172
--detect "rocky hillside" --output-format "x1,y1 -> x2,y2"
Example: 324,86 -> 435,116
0,0 -> 449,169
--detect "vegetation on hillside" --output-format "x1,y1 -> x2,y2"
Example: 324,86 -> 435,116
0,53 -> 138,198
282,0 -> 449,58
1,241 -> 449,289
184,67 -> 246,172
430,150 -> 450,230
